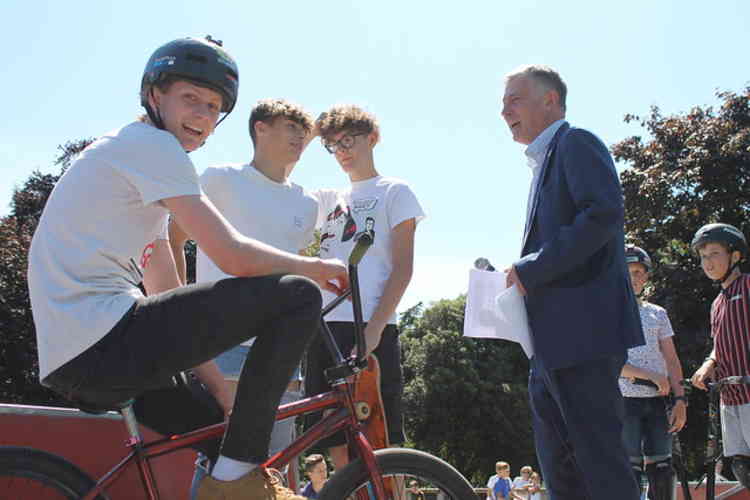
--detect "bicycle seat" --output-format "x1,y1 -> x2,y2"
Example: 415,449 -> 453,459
71,397 -> 135,415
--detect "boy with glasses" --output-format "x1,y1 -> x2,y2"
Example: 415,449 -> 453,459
304,105 -> 425,469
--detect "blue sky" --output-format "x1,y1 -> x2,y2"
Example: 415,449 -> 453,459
2,1 -> 748,312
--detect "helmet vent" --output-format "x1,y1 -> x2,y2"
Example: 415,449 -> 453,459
186,53 -> 208,64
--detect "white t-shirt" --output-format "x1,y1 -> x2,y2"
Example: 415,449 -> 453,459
619,301 -> 675,397
314,176 -> 425,324
512,476 -> 532,499
195,163 -> 318,345
28,122 -> 201,380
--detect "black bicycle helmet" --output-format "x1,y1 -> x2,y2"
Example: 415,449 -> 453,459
625,245 -> 652,271
141,35 -> 239,129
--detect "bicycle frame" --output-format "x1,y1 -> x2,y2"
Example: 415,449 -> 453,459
81,234 -> 388,500
700,376 -> 750,500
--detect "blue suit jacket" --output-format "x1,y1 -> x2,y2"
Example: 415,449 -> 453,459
515,122 -> 644,370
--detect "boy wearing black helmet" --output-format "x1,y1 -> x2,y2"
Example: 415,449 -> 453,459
620,245 -> 687,500
690,223 -> 750,489
27,37 -> 345,500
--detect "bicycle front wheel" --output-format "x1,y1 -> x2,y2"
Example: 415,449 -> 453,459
318,447 -> 477,500
0,446 -> 100,499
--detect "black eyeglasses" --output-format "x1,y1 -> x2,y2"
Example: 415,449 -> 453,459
323,133 -> 366,154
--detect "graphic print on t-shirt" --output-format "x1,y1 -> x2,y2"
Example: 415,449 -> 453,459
320,203 -> 365,251
354,216 -> 376,242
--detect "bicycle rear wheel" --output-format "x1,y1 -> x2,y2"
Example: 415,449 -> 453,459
0,446 -> 101,499
318,447 -> 476,500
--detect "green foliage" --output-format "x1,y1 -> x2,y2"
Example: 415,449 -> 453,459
400,295 -> 535,485
1,173 -> 62,404
0,138 -> 93,405
613,86 -> 750,478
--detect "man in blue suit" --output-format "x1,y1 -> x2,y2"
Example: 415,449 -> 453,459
502,65 -> 644,500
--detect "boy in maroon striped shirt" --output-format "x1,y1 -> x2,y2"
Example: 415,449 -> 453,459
690,222 -> 750,488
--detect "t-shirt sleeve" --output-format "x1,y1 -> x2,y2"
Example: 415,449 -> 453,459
113,128 -> 201,206
657,307 -> 675,340
387,183 -> 426,230
155,215 -> 170,241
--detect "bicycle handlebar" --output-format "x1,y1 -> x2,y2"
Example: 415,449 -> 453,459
349,232 -> 373,266
708,375 -> 750,391
320,233 -> 375,382
633,376 -> 750,393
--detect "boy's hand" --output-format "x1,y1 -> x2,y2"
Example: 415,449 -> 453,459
649,372 -> 670,396
212,379 -> 238,420
691,359 -> 717,391
351,323 -> 384,357
306,258 -> 349,295
668,400 -> 687,433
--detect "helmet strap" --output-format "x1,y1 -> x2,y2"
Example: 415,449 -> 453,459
145,87 -> 166,130
717,253 -> 742,286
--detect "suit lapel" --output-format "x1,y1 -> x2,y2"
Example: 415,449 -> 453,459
522,122 -> 569,251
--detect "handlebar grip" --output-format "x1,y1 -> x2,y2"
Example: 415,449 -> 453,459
348,233 -> 373,266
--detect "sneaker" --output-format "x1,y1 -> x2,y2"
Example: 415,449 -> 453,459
196,467 -> 306,500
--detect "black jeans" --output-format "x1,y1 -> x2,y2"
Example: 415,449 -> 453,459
44,275 -> 321,462
304,322 -> 405,448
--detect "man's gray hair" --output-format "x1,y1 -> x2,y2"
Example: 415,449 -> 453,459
506,64 -> 567,112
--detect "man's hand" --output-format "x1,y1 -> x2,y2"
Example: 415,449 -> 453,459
691,359 -> 717,391
305,258 -> 349,295
505,266 -> 527,296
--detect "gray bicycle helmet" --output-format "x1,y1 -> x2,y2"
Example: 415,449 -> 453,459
141,35 -> 239,129
692,222 -> 747,283
625,245 -> 653,271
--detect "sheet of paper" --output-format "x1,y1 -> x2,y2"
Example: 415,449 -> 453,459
463,268 -> 534,358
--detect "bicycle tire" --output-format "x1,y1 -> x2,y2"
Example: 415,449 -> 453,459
318,447 -> 476,500
0,446 -> 104,499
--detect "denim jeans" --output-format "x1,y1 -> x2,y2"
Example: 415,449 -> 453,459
622,397 -> 672,462
44,275 -> 321,462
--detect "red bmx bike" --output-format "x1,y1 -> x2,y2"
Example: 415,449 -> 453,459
0,234 -> 476,499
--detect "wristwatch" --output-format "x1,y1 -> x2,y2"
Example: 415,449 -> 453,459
673,395 -> 688,406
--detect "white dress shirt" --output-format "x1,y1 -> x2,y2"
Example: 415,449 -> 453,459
524,119 -> 566,230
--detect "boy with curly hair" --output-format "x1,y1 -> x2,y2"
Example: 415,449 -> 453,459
304,105 -> 425,469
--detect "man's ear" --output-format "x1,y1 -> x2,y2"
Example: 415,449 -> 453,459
543,89 -> 558,109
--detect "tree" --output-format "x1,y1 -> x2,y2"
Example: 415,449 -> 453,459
400,296 -> 535,485
612,86 -> 750,477
0,139 -> 92,404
